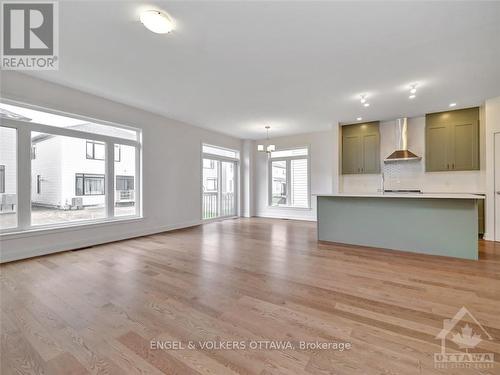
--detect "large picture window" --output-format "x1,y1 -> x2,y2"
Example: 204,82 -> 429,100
0,101 -> 141,232
269,147 -> 310,208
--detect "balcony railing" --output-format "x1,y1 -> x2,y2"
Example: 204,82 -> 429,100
115,190 -> 135,202
202,191 -> 235,219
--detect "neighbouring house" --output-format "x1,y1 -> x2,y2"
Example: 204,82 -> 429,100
0,126 -> 17,212
31,124 -> 136,209
0,114 -> 136,212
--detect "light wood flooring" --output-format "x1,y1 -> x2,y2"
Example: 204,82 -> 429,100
1,218 -> 500,374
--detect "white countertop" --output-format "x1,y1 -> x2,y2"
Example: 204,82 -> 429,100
314,192 -> 485,199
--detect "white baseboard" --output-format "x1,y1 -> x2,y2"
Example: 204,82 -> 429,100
255,213 -> 317,222
0,219 -> 202,263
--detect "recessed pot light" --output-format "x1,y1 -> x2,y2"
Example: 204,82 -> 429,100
363,103 -> 370,107
356,117 -> 362,121
140,10 -> 174,34
409,95 -> 416,99
449,103 -> 457,107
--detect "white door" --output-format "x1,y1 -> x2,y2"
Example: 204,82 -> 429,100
495,133 -> 500,241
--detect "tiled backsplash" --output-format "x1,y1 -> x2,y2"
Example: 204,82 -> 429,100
383,160 -> 423,190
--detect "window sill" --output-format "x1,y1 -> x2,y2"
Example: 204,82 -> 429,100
0,215 -> 143,240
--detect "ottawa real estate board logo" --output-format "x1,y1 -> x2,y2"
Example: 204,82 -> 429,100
434,306 -> 494,369
1,1 -> 58,70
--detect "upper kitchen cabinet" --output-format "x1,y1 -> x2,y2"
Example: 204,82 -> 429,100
342,122 -> 380,174
425,107 -> 479,172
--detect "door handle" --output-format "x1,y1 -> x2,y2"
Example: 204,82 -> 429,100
497,191 -> 500,195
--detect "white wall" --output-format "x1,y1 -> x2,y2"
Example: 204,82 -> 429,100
0,72 -> 242,262
241,139 -> 256,217
255,130 -> 334,221
484,96 -> 500,240
341,116 -> 485,194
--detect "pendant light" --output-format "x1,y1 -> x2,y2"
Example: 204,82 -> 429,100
257,126 -> 276,154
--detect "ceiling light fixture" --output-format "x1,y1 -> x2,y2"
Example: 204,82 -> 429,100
364,103 -> 370,107
360,94 -> 367,104
356,117 -> 362,121
408,84 -> 418,99
140,10 -> 174,34
257,126 -> 276,154
449,103 -> 457,107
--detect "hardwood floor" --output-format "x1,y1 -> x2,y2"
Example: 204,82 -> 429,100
1,217 -> 499,374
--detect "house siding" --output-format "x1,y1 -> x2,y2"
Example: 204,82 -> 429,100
0,127 -> 17,197
61,137 -> 105,207
31,137 -> 62,207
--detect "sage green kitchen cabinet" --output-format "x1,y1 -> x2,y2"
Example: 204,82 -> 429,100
426,107 -> 479,172
342,122 -> 380,174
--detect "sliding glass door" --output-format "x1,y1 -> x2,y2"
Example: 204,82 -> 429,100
202,158 -> 219,219
220,161 -> 236,217
202,145 -> 238,220
202,158 -> 237,219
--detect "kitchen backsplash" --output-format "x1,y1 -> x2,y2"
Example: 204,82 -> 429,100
383,160 -> 422,190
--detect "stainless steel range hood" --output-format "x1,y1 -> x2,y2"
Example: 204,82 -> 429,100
384,118 -> 421,163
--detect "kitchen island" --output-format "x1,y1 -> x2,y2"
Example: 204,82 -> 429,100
316,193 -> 485,260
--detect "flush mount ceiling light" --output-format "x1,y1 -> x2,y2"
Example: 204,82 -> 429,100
356,117 -> 362,121
257,126 -> 276,154
140,10 -> 174,34
449,102 -> 457,107
359,94 -> 370,107
408,84 -> 418,99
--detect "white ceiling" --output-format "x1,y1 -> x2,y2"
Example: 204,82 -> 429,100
28,1 -> 500,139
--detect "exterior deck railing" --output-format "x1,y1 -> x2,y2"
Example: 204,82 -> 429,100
202,191 -> 234,219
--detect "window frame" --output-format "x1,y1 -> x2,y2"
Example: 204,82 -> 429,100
0,98 -> 142,235
114,144 -> 121,162
36,174 -> 41,194
75,173 -> 106,196
201,143 -> 240,220
86,140 -> 105,160
0,165 -> 5,194
87,141 -> 121,162
116,175 -> 134,191
268,146 -> 311,209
